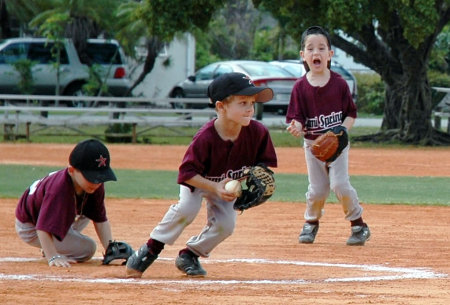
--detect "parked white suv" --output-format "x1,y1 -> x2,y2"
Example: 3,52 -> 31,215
0,37 -> 131,104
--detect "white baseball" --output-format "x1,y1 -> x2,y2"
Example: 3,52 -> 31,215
225,180 -> 242,197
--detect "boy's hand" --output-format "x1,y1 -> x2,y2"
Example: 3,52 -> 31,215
218,179 -> 238,202
287,120 -> 305,137
48,255 -> 76,268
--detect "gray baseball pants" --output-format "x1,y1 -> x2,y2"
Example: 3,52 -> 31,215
150,185 -> 237,257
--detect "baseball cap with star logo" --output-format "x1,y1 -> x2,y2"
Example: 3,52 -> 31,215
207,72 -> 274,107
69,139 -> 117,183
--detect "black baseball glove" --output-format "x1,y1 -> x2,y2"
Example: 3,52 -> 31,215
233,164 -> 276,212
102,240 -> 133,265
327,125 -> 348,162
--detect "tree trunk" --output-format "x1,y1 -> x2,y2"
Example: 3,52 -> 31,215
0,0 -> 11,38
397,71 -> 433,144
126,37 -> 164,96
359,67 -> 450,145
381,82 -> 402,130
382,72 -> 432,142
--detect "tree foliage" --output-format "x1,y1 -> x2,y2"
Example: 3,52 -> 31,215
429,24 -> 450,74
115,0 -> 225,94
205,0 -> 261,59
255,0 -> 450,145
137,0 -> 223,41
29,0 -> 120,56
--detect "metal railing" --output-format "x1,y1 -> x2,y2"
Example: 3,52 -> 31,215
0,94 -> 216,142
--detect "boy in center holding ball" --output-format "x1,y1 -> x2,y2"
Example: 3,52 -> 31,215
126,72 -> 277,278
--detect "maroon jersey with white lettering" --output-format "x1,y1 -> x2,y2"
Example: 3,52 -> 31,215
286,70 -> 357,140
178,119 -> 277,187
15,168 -> 107,241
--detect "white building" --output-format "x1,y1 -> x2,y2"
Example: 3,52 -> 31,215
131,33 -> 196,101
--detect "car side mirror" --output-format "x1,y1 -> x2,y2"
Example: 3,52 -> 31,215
188,75 -> 196,82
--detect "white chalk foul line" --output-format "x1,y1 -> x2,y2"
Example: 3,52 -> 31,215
0,257 -> 446,286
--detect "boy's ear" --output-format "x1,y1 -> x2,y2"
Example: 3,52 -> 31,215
67,165 -> 75,175
215,100 -> 225,110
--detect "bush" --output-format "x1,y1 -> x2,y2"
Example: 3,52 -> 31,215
105,123 -> 132,143
354,72 -> 385,115
12,59 -> 36,94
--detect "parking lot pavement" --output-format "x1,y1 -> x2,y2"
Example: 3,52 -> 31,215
353,117 -> 383,127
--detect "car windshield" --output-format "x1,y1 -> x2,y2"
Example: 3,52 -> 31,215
279,64 -> 303,77
240,62 -> 294,77
331,66 -> 353,80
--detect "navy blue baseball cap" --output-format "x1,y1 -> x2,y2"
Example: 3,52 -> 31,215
69,139 -> 117,183
207,72 -> 274,107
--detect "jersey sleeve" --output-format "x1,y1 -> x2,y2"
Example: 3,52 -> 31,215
254,122 -> 277,168
341,77 -> 357,119
177,139 -> 209,184
286,77 -> 308,126
177,122 -> 214,185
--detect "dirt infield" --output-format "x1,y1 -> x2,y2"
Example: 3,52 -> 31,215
2,143 -> 450,176
0,143 -> 449,304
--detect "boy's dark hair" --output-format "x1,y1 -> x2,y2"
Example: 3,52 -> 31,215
300,26 -> 332,72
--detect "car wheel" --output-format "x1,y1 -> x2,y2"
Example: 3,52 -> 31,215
255,103 -> 264,120
64,83 -> 88,107
170,89 -> 191,109
277,107 -> 287,115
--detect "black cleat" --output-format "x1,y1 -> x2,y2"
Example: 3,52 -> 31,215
125,244 -> 158,278
175,252 -> 207,277
347,225 -> 371,246
298,222 -> 319,244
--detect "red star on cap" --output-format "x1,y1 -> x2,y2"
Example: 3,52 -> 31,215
96,155 -> 107,167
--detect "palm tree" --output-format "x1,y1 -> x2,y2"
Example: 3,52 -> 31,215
29,0 -> 120,64
0,0 -> 49,37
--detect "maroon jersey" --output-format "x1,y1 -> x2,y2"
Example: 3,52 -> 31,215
15,168 -> 107,241
286,71 -> 357,140
178,119 -> 277,188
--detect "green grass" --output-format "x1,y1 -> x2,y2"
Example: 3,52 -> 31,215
2,165 -> 449,206
2,122 -> 448,206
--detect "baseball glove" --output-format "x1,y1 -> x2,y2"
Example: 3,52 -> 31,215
102,240 -> 133,265
311,126 -> 348,163
233,164 -> 276,212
